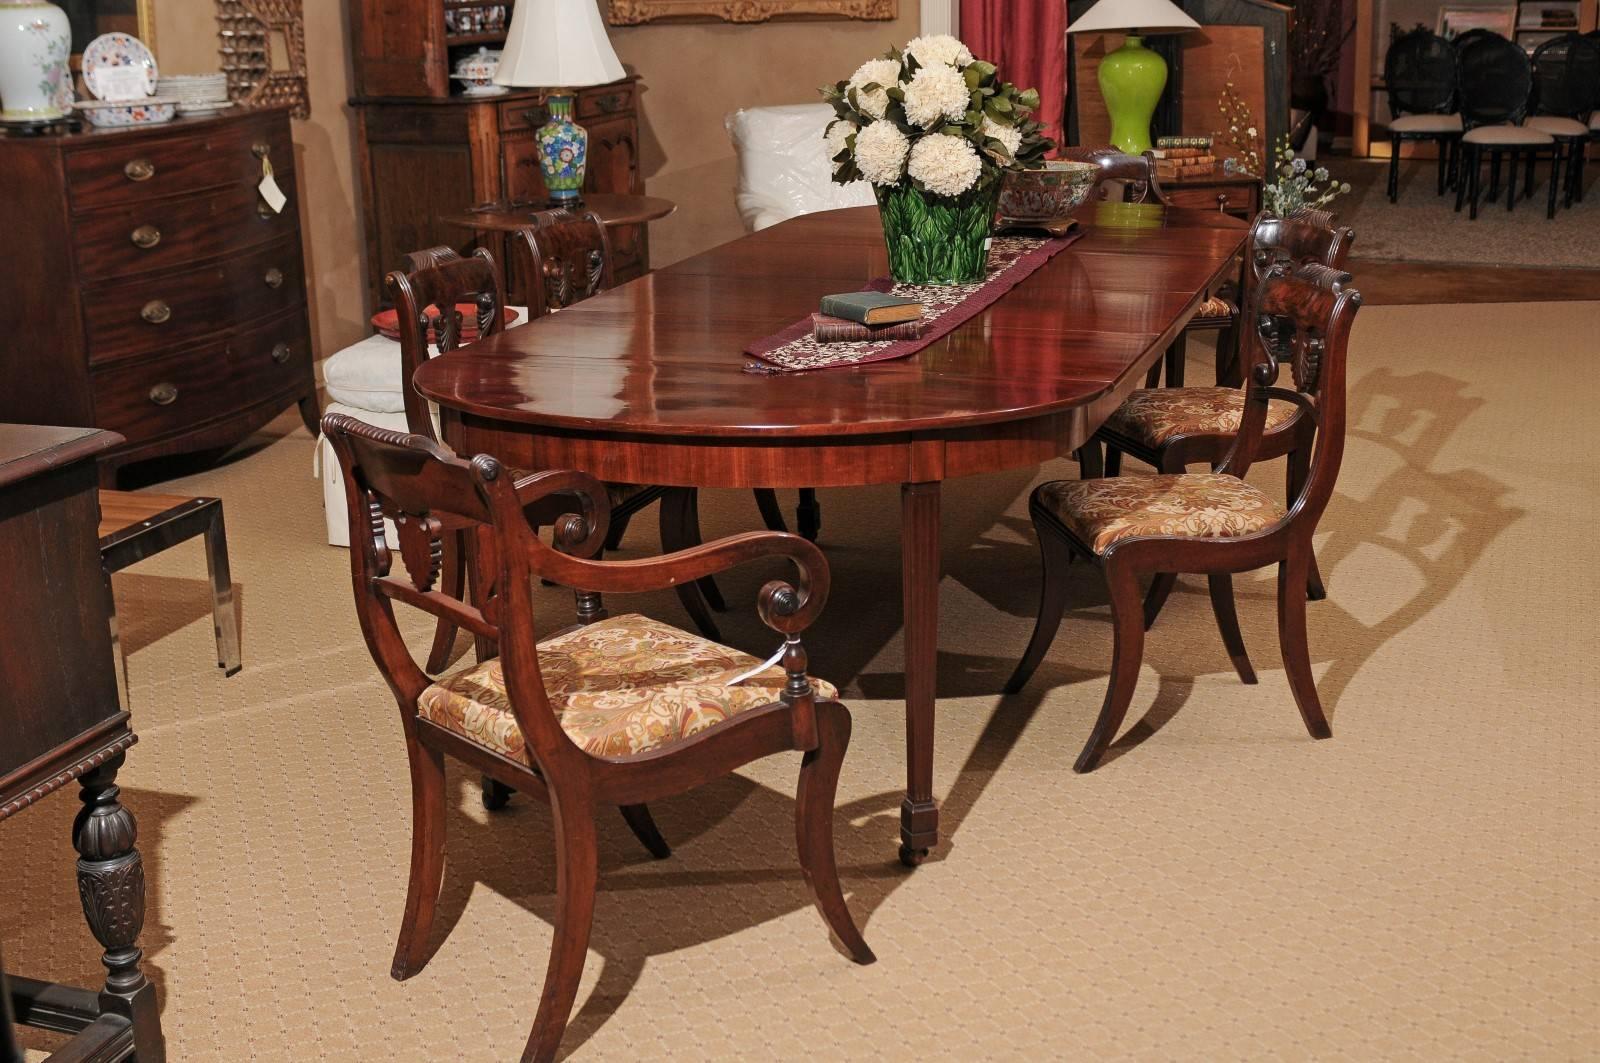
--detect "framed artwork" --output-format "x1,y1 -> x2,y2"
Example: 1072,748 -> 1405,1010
215,0 -> 310,119
1435,4 -> 1517,39
607,0 -> 895,25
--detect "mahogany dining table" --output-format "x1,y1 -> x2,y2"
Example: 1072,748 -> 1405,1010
414,202 -> 1249,866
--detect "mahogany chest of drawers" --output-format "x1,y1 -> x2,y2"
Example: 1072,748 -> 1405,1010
0,107 -> 319,485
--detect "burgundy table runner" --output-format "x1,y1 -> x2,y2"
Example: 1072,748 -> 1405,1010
743,231 -> 1085,374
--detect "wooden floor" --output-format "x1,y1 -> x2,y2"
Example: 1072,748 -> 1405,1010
1355,259 -> 1600,306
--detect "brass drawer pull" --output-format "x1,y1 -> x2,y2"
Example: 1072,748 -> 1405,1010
124,158 -> 156,182
148,382 -> 178,406
131,224 -> 161,249
594,93 -> 625,113
270,342 -> 292,364
1216,193 -> 1231,211
514,107 -> 543,126
140,300 -> 171,324
252,142 -> 271,160
256,201 -> 275,220
264,267 -> 284,289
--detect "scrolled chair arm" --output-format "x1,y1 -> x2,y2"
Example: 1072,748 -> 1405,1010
506,467 -> 613,554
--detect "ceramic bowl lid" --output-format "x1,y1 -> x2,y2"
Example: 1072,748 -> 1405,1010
82,32 -> 158,102
453,47 -> 501,79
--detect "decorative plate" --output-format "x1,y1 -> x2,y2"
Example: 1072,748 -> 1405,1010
371,305 -> 516,342
82,32 -> 159,103
73,98 -> 177,128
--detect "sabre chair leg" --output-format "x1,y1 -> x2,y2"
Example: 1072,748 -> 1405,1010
1164,333 -> 1187,387
391,742 -> 447,981
1388,134 -> 1401,201
795,700 -> 875,964
754,488 -> 788,533
1077,440 -> 1105,480
425,529 -> 466,673
1104,445 -> 1124,477
1286,445 -> 1326,601
796,487 -> 822,542
603,510 -> 633,551
1505,151 -> 1519,212
1469,147 -> 1482,219
203,503 -> 242,676
1488,150 -> 1503,202
1524,150 -> 1536,199
1548,145 -> 1562,219
1278,547 -> 1332,742
619,804 -> 671,859
1076,563 -> 1145,773
1143,572 -> 1179,629
1207,573 -> 1256,684
1005,520 -> 1076,694
521,805 -> 598,1063
1455,144 -> 1470,212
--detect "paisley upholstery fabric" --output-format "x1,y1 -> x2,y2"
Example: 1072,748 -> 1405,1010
1037,473 -> 1286,554
1103,387 -> 1300,448
416,614 -> 837,761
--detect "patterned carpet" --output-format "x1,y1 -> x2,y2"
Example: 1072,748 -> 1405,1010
6,299 -> 1598,1060
1324,156 -> 1600,268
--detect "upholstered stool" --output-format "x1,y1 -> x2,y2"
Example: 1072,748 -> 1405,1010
315,309 -> 528,546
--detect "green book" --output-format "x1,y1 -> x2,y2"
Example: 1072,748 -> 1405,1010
819,291 -> 924,326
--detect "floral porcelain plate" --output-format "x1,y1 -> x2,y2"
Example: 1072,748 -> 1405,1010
82,32 -> 159,102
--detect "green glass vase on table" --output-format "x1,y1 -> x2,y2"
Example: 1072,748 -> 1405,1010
1066,0 -> 1200,155
822,35 -> 1053,285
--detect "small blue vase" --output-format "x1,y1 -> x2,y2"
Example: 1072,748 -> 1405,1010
536,93 -> 586,204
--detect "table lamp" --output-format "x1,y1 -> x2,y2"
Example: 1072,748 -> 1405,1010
1067,0 -> 1200,155
493,0 -> 627,206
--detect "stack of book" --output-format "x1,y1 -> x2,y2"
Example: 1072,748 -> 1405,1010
813,292 -> 924,343
1151,136 -> 1215,180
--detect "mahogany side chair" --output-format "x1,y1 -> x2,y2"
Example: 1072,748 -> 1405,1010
1090,212 -> 1355,602
322,413 -> 874,1063
1006,261 -> 1363,772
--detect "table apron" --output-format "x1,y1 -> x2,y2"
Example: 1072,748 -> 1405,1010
454,399 -> 1133,488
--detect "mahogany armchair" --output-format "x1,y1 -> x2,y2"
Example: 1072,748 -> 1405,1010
1088,212 -> 1355,602
323,413 -> 873,1063
1007,261 -> 1362,772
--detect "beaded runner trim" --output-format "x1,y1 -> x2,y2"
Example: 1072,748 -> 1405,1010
742,231 -> 1085,374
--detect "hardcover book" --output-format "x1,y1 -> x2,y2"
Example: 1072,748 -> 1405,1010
818,291 -> 924,326
811,313 -> 925,343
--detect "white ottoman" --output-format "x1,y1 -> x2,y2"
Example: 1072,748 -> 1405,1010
316,309 -> 528,546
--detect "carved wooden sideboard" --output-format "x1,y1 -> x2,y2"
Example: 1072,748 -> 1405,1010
0,424 -> 165,1061
351,82 -> 648,308
0,107 -> 319,487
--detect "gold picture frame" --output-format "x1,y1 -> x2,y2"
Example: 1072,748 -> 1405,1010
607,0 -> 896,25
216,0 -> 310,119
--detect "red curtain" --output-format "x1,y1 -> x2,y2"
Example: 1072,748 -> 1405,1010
960,0 -> 1068,151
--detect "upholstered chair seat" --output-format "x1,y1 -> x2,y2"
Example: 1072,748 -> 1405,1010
1461,123 -> 1554,145
418,613 -> 839,761
1525,115 -> 1590,137
1035,473 -> 1287,555
1388,112 -> 1463,133
1102,387 -> 1301,449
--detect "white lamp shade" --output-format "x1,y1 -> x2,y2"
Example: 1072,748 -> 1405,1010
493,0 -> 627,88
1067,0 -> 1200,34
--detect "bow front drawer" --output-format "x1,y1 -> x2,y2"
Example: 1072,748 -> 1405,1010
65,117 -> 295,212
90,310 -> 310,447
82,237 -> 306,364
71,175 -> 300,281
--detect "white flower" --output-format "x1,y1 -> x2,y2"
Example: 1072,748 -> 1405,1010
907,133 -> 982,196
902,63 -> 969,128
853,120 -> 910,185
847,57 -> 901,120
824,118 -> 855,172
1246,126 -> 1258,137
979,116 -> 1022,157
904,34 -> 973,69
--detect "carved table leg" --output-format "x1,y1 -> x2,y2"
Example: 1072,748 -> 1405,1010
73,754 -> 165,1062
898,481 -> 941,867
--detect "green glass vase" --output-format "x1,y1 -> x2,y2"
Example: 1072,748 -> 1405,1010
875,178 -> 1001,286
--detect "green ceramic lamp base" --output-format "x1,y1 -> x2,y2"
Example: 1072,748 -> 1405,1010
1097,35 -> 1168,156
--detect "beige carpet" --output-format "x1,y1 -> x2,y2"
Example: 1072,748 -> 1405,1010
1325,157 -> 1600,268
6,299 -> 1599,1061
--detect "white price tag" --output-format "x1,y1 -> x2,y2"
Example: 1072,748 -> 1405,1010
97,66 -> 149,102
258,158 -> 286,215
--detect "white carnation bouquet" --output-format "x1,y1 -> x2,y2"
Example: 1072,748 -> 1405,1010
822,35 -> 1053,198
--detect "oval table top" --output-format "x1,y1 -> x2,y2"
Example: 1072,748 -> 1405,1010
414,204 -> 1248,440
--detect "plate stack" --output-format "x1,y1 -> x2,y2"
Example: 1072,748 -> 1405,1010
158,74 -> 231,117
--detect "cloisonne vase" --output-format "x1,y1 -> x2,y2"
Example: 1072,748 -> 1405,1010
536,93 -> 586,204
0,0 -> 71,123
875,175 -> 1002,286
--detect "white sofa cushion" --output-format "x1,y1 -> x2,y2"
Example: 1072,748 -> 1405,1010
322,307 -> 530,413
1389,113 -> 1462,133
316,402 -> 410,548
725,103 -> 877,233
